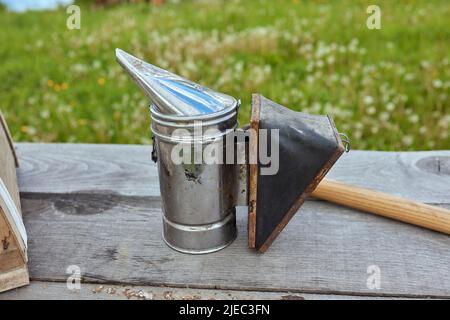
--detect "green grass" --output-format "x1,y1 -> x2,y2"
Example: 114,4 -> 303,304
0,0 -> 449,150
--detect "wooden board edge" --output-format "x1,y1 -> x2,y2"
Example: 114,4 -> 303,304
0,280 -> 433,300
0,112 -> 19,168
247,94 -> 261,249
0,111 -> 28,267
0,203 -> 28,263
0,265 -> 29,293
257,116 -> 345,253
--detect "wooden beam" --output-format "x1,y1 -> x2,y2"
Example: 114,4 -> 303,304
12,143 -> 450,298
0,280 -> 430,300
0,114 -> 29,292
16,143 -> 450,203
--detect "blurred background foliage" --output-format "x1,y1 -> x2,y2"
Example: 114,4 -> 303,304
0,0 -> 449,150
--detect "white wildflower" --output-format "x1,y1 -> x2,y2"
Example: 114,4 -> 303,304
379,112 -> 389,122
26,126 -> 37,135
420,60 -> 430,68
28,97 -> 37,105
330,74 -> 339,82
432,79 -> 443,88
326,55 -> 335,65
92,60 -> 101,69
353,130 -> 363,139
367,106 -> 376,115
71,63 -> 88,74
386,102 -> 395,111
340,76 -> 350,85
40,110 -> 50,119
311,102 -> 321,112
363,95 -> 374,105
438,115 -> 450,128
306,75 -> 315,83
402,135 -> 414,146
408,114 -> 419,123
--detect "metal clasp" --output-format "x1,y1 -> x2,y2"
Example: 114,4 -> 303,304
339,133 -> 351,153
151,135 -> 157,163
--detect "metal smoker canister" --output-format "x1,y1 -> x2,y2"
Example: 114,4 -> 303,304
116,48 -> 239,253
150,104 -> 239,254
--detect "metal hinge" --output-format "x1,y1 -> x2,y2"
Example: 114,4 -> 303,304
151,135 -> 157,163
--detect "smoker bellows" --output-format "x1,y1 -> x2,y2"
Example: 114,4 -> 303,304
116,49 -> 344,253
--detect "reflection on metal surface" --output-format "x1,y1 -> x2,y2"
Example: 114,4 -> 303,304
150,105 -> 239,254
115,48 -> 237,116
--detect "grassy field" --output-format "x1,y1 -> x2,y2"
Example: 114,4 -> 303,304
0,0 -> 449,150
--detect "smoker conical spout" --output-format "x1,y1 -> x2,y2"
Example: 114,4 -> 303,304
115,48 -> 238,116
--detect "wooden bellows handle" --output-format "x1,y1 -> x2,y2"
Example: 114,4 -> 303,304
311,179 -> 450,235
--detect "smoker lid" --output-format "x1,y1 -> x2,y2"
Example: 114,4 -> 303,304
248,94 -> 344,253
115,48 -> 237,116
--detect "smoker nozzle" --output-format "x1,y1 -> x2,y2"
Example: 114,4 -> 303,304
115,48 -> 238,116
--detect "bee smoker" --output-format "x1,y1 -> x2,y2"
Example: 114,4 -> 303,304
116,49 -> 242,254
116,49 -> 345,254
149,104 -> 241,254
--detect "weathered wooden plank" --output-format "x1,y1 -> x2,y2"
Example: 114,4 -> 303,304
16,143 -> 450,203
9,143 -> 450,298
18,192 -> 450,298
0,281 -> 425,300
0,114 -> 29,292
16,143 -> 160,197
0,266 -> 29,293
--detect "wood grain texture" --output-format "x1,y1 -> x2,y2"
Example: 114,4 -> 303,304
16,143 -> 160,197
0,281 -> 426,300
313,179 -> 450,236
0,266 -> 29,293
326,151 -> 450,204
18,194 -> 450,298
0,114 -> 21,211
0,114 -> 29,292
247,94 -> 260,248
7,143 -> 450,298
0,113 -> 18,167
16,143 -> 450,203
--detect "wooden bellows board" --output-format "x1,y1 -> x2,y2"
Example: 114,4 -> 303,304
0,112 -> 29,292
247,94 -> 450,253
